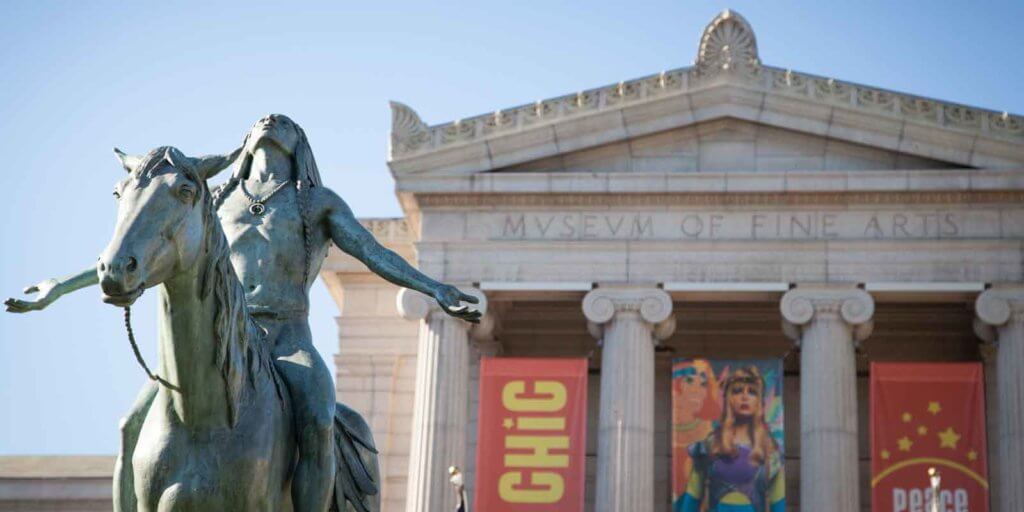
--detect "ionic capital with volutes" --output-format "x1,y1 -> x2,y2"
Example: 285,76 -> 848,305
780,285 -> 875,343
582,287 -> 675,341
974,285 -> 1024,344
396,287 -> 491,337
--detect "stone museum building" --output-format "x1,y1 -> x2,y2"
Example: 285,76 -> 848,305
2,10 -> 1023,512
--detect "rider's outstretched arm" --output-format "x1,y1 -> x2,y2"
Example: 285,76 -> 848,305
321,188 -> 481,323
4,266 -> 98,313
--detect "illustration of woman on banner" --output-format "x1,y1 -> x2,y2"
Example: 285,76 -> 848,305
671,359 -> 722,506
677,366 -> 786,512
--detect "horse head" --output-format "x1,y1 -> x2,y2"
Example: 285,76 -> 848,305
98,146 -> 239,306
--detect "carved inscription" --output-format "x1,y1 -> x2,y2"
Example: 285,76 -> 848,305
502,213 -> 654,239
493,210 -> 1009,241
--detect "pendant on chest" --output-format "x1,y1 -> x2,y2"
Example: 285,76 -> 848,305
240,180 -> 291,219
249,203 -> 267,216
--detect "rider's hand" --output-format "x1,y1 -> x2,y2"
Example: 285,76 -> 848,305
432,284 -> 482,323
4,278 -> 63,313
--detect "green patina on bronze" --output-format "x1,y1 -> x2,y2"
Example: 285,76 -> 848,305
6,115 -> 480,511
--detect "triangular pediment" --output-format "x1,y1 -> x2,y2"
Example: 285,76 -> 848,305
388,10 -> 1024,178
496,119 -> 963,174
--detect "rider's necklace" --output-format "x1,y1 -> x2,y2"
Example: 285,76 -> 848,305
240,179 -> 290,216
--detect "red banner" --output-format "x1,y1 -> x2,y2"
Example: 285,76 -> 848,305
871,363 -> 989,512
474,358 -> 588,512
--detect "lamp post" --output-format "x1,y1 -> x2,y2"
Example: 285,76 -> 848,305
928,467 -> 941,512
449,466 -> 468,512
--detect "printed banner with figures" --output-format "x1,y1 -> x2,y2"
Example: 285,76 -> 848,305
670,358 -> 786,512
474,358 -> 588,512
871,362 -> 989,512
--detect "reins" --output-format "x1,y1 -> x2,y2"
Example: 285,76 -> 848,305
123,306 -> 178,390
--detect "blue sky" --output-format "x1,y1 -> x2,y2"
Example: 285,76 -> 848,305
1,1 -> 1022,454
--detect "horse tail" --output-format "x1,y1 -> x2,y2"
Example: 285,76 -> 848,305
330,402 -> 380,512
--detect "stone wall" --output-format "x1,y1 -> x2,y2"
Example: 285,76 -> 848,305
0,457 -> 114,512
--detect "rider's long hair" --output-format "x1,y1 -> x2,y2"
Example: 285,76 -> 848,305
709,366 -> 776,465
211,115 -> 323,287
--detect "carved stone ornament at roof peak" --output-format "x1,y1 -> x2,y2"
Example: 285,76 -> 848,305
692,9 -> 761,81
389,101 -> 430,158
386,9 -> 1024,167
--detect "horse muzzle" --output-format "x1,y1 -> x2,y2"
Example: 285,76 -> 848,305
98,254 -> 146,307
101,283 -> 145,307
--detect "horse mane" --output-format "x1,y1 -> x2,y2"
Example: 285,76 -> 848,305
143,147 -> 281,426
198,186 -> 280,426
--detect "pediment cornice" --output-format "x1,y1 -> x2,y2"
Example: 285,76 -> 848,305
388,10 -> 1023,177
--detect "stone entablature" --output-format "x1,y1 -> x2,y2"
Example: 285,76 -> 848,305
405,171 -> 1024,282
322,217 -> 414,274
397,168 -> 1024,196
389,10 -> 1023,174
360,217 -> 412,242
451,208 -> 1021,242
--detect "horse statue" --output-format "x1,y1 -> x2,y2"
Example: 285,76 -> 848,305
97,145 -> 378,511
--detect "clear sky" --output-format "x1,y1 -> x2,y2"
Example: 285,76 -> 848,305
1,0 -> 1022,455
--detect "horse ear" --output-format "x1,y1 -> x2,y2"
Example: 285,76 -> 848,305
113,148 -> 142,173
192,145 -> 244,180
164,147 -> 187,169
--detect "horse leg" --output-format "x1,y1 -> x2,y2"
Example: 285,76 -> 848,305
114,381 -> 158,512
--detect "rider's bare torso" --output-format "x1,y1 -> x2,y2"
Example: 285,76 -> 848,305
218,181 -> 328,318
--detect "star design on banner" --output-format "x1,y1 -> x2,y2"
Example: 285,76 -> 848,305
502,418 -> 514,430
897,436 -> 913,452
938,427 -> 961,449
872,366 -> 990,494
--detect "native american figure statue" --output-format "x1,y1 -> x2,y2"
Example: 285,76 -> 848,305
6,116 -> 481,511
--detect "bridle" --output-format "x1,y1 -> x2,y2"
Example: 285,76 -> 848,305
115,163 -> 202,392
123,305 -> 178,390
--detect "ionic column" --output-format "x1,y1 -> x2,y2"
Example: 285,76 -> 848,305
781,285 -> 874,512
977,341 -> 1000,504
975,286 -> 1024,512
466,312 -> 501,507
583,287 -> 675,512
399,288 -> 488,512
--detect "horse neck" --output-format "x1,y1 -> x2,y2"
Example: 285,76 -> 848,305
156,232 -> 249,430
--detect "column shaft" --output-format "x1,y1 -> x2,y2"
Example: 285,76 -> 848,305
800,313 -> 860,512
405,313 -> 469,512
996,319 -> 1024,510
979,344 -> 1000,504
596,312 -> 655,512
465,328 -> 502,507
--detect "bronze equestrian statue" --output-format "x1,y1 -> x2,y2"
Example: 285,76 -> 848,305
6,116 -> 480,511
